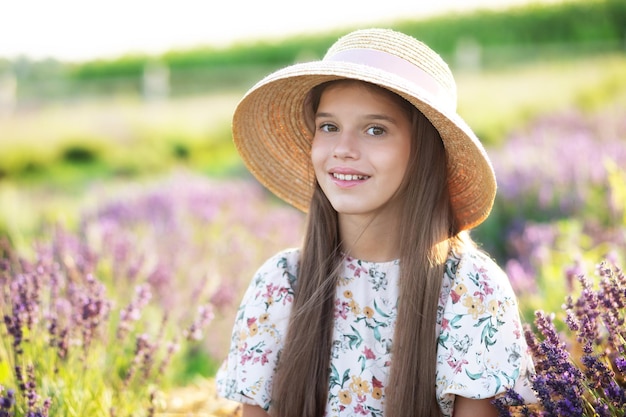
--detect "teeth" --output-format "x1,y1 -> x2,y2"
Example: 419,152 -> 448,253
333,173 -> 369,181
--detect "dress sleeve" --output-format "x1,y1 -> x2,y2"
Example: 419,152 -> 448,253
435,249 -> 536,416
215,249 -> 298,410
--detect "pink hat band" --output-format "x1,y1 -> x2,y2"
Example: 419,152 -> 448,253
325,48 -> 455,112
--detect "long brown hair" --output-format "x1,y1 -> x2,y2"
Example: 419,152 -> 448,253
271,80 -> 470,417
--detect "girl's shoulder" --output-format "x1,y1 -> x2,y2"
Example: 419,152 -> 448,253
447,245 -> 513,293
252,247 -> 300,289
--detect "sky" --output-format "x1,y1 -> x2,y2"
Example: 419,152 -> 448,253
0,0 -> 561,62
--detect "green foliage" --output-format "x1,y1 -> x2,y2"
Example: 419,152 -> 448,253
60,0 -> 626,84
68,54 -> 150,80
61,144 -> 100,164
518,218 -> 623,323
0,110 -> 241,186
170,346 -> 221,386
4,52 -> 626,190
67,32 -> 335,82
7,0 -> 626,106
394,0 -> 625,60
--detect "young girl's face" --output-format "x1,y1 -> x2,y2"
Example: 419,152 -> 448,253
311,81 -> 412,219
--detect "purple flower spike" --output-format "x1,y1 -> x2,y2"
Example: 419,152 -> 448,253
499,259 -> 626,416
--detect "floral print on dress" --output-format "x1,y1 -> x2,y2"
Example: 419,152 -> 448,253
216,247 -> 535,417
436,250 -> 535,415
326,256 -> 397,417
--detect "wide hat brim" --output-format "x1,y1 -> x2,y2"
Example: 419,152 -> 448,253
232,33 -> 496,231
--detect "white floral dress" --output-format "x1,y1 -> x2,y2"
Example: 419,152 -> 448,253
216,247 -> 535,416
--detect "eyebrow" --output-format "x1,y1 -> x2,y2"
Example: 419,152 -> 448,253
315,112 -> 399,125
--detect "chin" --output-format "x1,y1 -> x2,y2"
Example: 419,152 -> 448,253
331,203 -> 375,216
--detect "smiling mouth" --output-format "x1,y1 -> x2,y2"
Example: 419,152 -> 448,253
332,173 -> 370,181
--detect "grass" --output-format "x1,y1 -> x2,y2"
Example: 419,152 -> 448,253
456,52 -> 626,145
0,93 -> 243,184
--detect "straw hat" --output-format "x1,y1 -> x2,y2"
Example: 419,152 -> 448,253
232,28 -> 496,231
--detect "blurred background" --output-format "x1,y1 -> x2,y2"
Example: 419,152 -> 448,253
1,0 -> 625,415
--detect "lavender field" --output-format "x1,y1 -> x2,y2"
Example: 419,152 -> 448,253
1,172 -> 305,415
483,106 -> 626,415
2,60 -> 626,415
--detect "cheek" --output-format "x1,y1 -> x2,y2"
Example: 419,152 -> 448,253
386,143 -> 412,185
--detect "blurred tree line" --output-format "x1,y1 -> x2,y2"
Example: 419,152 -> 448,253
0,0 -> 624,106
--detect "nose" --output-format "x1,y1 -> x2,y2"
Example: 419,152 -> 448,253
333,131 -> 360,160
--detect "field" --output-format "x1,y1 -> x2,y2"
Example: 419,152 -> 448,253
2,21 -> 626,417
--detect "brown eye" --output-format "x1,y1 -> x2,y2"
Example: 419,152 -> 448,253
366,126 -> 385,136
320,123 -> 338,133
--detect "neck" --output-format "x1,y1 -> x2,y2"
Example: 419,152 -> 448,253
338,212 -> 401,262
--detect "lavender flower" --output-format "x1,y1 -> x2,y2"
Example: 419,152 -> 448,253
0,388 -> 15,413
184,305 -> 214,342
1,172 -> 305,414
482,107 -> 626,306
25,365 -> 37,411
497,260 -> 626,416
156,339 -> 181,383
117,284 -> 152,339
490,108 -> 626,219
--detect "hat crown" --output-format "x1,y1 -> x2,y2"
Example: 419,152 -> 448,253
323,28 -> 457,109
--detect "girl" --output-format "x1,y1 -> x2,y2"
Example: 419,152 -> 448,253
216,28 -> 535,417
